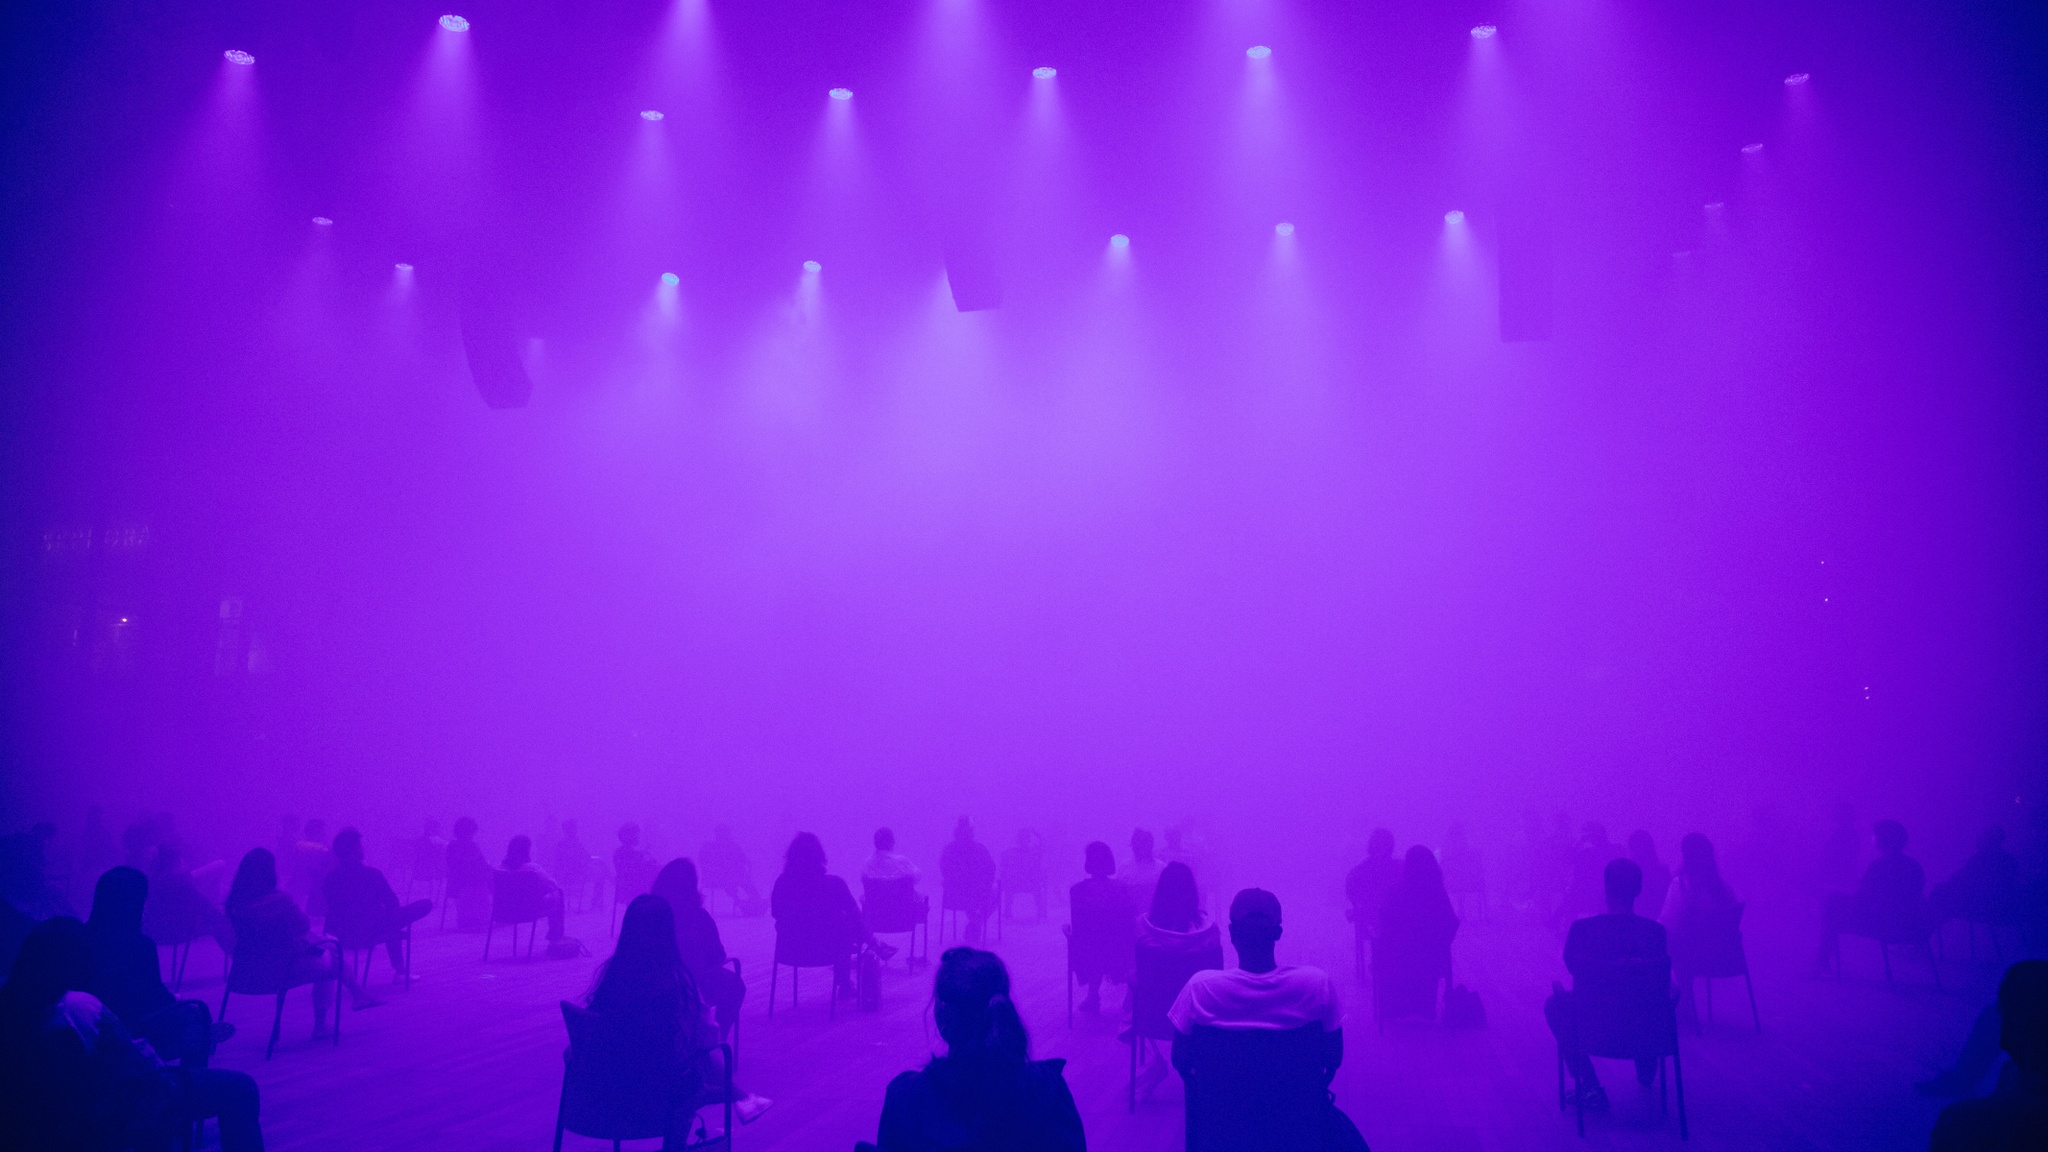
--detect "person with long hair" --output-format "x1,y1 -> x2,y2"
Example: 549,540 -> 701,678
224,847 -> 375,1030
1068,841 -> 1136,1015
444,817 -> 492,931
771,832 -> 869,997
1131,861 -> 1224,1097
869,947 -> 1084,1152
499,834 -> 571,951
1374,845 -> 1461,1021
86,865 -> 232,1066
650,858 -> 745,1038
586,895 -> 771,1125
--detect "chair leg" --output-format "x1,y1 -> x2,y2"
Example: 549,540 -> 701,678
1672,1046 -> 1688,1140
484,920 -> 495,960
1744,973 -> 1760,1032
266,992 -> 286,1059
1128,1032 -> 1138,1112
1880,942 -> 1894,983
768,961 -> 778,1017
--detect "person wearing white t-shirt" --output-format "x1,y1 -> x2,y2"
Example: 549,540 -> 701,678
1168,888 -> 1345,1074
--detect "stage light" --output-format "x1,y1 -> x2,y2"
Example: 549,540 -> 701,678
828,87 -> 853,101
1741,143 -> 1763,154
1471,25 -> 1497,39
1246,45 -> 1271,60
1444,210 -> 1465,224
660,272 -> 680,286
803,260 -> 822,272
1784,72 -> 1809,85
1109,233 -> 1130,249
395,263 -> 414,272
1033,66 -> 1057,80
312,216 -> 334,226
440,14 -> 469,32
640,110 -> 665,122
223,49 -> 255,66
1275,222 -> 1295,237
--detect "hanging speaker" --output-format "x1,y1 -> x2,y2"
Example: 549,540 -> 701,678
943,238 -> 1002,312
460,309 -> 532,409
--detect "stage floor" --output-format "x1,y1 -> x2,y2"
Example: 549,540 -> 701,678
177,888 -> 1995,1150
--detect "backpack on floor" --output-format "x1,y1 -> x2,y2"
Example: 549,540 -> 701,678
1443,984 -> 1487,1029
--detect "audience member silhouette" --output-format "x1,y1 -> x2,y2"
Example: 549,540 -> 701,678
1555,823 -> 1619,928
613,823 -> 658,903
1660,833 -> 1740,985
587,894 -> 772,1127
1440,822 -> 1486,915
700,825 -> 760,916
1374,845 -> 1460,1022
323,828 -> 433,978
1545,857 -> 1668,1110
408,818 -> 448,899
864,827 -> 923,882
650,858 -> 746,1039
553,820 -> 600,912
1068,841 -> 1136,1015
0,917 -> 265,1151
940,818 -> 998,945
1130,861 -> 1224,1096
499,835 -> 571,951
1931,827 -> 2024,930
1345,829 -> 1400,930
287,819 -> 334,920
1627,832 -> 1672,921
445,817 -> 492,931
772,832 -> 870,997
1930,960 -> 2048,1151
866,946 -> 1084,1152
1122,828 -> 1165,914
143,842 -> 234,956
1817,819 -> 1928,972
226,848 -> 373,1026
86,866 -> 231,1068
1166,889 -> 1360,1147
1000,830 -> 1048,922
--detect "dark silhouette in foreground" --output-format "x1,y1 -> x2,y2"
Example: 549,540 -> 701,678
1930,960 -> 2048,1151
1544,857 -> 1672,1111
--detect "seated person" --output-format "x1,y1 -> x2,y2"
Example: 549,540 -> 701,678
498,835 -> 572,953
1627,832 -> 1672,920
1660,833 -> 1741,987
651,858 -> 745,1038
408,819 -> 448,895
142,843 -> 234,953
771,833 -> 873,996
585,895 -> 770,1128
1132,862 -> 1224,1096
0,917 -> 263,1151
1817,819 -> 1927,971
699,826 -> 760,916
1931,827 -> 2023,928
863,827 -> 923,883
939,818 -> 997,945
85,867 -> 232,1066
553,820 -> 600,911
868,947 -> 1084,1152
1166,889 -> 1354,1143
1345,829 -> 1400,936
1544,857 -> 1668,1110
1374,846 -> 1459,1021
1931,960 -> 2047,1151
1068,841 -> 1136,1015
1121,828 -> 1165,914
444,817 -> 493,931
613,823 -> 658,901
226,846 -> 375,1025
1000,830 -> 1049,921
322,828 -> 433,977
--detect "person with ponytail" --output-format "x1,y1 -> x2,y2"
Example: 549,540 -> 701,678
867,947 -> 1085,1152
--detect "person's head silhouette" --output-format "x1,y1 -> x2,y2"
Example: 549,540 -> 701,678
1227,888 -> 1284,973
1603,857 -> 1643,915
932,947 -> 1028,1065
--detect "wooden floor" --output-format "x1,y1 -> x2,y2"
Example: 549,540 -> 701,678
173,892 -> 2009,1151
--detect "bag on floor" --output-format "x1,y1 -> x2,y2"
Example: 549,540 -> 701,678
1443,983 -> 1487,1029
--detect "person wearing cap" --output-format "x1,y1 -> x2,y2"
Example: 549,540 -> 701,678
1166,888 -> 1345,1077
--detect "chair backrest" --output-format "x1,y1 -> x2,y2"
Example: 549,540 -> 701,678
614,857 -> 658,902
1181,1025 -> 1329,1152
1574,955 -> 1679,1060
1671,902 -> 1747,979
558,1001 -> 687,1142
492,869 -> 548,924
1130,937 -> 1220,1041
775,916 -> 853,968
862,876 -> 924,933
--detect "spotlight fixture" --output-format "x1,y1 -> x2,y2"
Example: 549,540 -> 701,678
1032,66 -> 1057,80
1471,25 -> 1497,39
640,110 -> 665,122
440,14 -> 469,32
828,87 -> 853,101
312,216 -> 334,226
1245,45 -> 1272,60
1444,209 -> 1465,224
395,262 -> 414,272
223,49 -> 255,66
1741,143 -> 1763,154
1109,233 -> 1130,249
803,260 -> 822,272
1784,72 -> 1809,85
1275,222 -> 1295,237
660,272 -> 680,286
